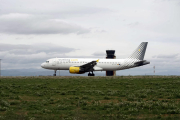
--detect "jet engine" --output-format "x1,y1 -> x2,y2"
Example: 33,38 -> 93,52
69,67 -> 85,74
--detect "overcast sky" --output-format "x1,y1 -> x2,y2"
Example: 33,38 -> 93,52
0,0 -> 180,75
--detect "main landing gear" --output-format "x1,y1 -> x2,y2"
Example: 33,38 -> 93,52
88,71 -> 95,76
53,70 -> 57,76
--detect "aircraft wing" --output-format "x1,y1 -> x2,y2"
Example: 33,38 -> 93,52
80,59 -> 99,72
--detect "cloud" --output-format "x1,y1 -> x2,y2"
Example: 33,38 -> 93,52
0,13 -> 90,34
128,22 -> 139,27
92,52 -> 105,56
147,53 -> 180,74
0,43 -> 77,69
0,0 -> 112,16
157,54 -> 179,58
0,43 -> 76,55
55,7 -> 112,16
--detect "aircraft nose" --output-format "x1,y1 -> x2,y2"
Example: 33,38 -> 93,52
41,63 -> 45,68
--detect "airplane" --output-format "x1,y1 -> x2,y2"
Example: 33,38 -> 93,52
41,42 -> 150,76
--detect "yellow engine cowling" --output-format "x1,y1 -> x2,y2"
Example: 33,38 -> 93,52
69,67 -> 85,74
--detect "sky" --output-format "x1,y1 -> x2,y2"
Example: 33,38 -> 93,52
0,0 -> 180,75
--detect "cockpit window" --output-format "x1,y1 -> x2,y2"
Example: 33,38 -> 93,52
46,61 -> 49,63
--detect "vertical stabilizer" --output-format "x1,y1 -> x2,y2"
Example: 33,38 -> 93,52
128,42 -> 148,60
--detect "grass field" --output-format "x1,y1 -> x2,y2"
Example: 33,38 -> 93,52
0,76 -> 180,120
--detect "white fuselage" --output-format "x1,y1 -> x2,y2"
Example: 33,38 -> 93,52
41,58 -> 141,71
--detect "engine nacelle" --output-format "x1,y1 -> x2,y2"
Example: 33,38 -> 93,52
69,67 -> 85,74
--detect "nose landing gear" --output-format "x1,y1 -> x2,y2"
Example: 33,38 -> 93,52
88,71 -> 95,76
53,70 -> 57,76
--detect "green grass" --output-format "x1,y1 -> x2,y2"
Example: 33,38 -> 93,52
0,76 -> 180,120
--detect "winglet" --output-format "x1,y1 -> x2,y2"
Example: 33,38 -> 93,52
96,59 -> 99,62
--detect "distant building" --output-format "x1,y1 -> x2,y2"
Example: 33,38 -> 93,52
106,50 -> 116,76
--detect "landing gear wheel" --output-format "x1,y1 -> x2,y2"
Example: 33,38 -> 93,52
88,72 -> 95,76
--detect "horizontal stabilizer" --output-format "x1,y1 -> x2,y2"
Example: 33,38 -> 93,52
134,60 -> 150,66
